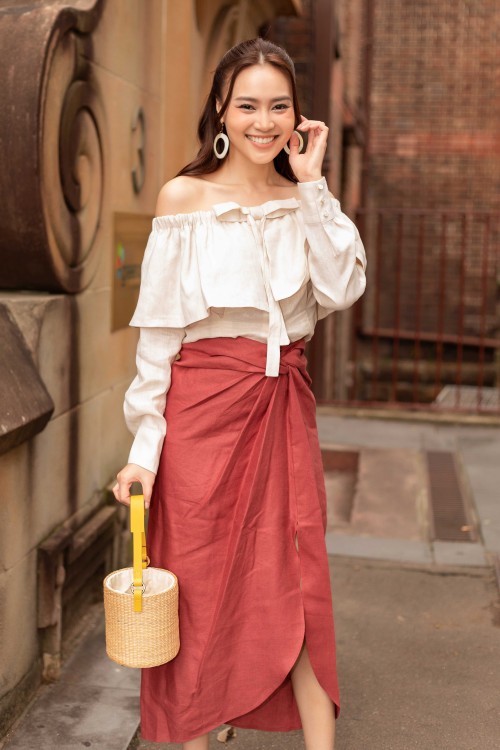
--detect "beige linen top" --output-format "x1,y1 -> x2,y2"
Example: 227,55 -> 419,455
124,176 -> 367,474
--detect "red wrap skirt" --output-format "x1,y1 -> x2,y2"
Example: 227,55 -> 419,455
140,336 -> 340,743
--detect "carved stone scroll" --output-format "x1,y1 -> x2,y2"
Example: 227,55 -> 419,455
0,0 -> 105,293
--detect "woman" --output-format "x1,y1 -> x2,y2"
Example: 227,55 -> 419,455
113,37 -> 366,750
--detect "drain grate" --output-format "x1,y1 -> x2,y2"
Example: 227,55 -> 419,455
426,451 -> 475,542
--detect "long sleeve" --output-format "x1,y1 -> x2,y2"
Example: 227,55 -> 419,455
297,176 -> 367,313
123,326 -> 186,474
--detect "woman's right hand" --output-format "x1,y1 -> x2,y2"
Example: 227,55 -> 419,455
113,463 -> 156,509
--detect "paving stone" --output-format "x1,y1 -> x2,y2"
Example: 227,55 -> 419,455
3,617 -> 140,750
317,413 -> 426,449
432,541 -> 489,567
59,618 -> 139,692
458,440 -> 500,554
3,681 -> 139,750
350,448 -> 425,540
331,557 -> 500,750
326,533 -> 433,565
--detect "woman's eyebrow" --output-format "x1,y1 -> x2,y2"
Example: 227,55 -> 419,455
234,96 -> 292,102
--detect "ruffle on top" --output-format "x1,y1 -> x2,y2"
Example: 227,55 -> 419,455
129,197 -> 311,375
130,198 -> 306,325
129,178 -> 367,376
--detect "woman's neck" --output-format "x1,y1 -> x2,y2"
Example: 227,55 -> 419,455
213,151 -> 284,189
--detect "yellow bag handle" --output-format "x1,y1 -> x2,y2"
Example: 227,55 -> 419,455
130,493 -> 150,612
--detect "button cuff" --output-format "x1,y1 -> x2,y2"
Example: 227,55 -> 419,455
298,176 -> 340,224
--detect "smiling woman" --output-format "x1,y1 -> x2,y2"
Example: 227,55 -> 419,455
174,38 -> 308,192
114,37 -> 366,750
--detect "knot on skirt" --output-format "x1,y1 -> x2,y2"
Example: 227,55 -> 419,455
176,336 -> 309,379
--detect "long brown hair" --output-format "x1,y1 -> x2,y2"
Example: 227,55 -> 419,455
176,38 -> 302,183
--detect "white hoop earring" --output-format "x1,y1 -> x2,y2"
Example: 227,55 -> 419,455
284,129 -> 304,154
213,124 -> 229,159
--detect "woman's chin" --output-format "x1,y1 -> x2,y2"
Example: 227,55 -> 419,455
242,143 -> 283,162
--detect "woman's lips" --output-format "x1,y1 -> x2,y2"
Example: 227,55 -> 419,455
245,135 -> 279,148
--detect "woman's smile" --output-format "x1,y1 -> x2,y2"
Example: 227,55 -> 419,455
245,134 -> 279,147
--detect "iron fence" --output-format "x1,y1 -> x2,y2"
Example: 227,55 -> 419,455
322,209 -> 500,415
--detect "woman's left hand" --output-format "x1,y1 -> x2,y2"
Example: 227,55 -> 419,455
288,114 -> 328,183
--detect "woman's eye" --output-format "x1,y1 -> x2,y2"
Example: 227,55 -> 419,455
238,104 -> 289,111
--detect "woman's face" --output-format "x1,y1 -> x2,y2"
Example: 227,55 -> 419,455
217,63 -> 296,164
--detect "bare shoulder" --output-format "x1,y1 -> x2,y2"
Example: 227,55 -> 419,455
155,176 -> 207,217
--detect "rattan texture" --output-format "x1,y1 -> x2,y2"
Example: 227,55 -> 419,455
103,566 -> 180,668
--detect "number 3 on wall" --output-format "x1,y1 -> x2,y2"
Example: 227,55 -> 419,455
131,106 -> 145,194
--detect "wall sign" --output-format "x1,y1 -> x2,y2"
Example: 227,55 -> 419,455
112,212 -> 151,331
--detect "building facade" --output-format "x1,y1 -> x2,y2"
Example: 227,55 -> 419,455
0,0 -> 304,735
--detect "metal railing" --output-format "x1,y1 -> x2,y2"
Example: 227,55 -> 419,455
324,209 -> 500,415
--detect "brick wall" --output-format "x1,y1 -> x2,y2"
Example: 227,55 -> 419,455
366,0 -> 500,212
362,0 -> 500,347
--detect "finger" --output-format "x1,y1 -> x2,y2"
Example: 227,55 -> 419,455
297,118 -> 326,126
114,465 -> 156,509
128,464 -> 156,510
116,474 -> 132,505
288,130 -> 301,152
297,121 -> 328,134
141,480 -> 152,510
140,477 -> 155,510
302,126 -> 328,152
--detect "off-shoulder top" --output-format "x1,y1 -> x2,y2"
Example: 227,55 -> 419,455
123,176 -> 367,473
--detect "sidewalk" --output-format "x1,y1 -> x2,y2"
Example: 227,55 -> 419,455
317,410 -> 500,568
2,414 -> 500,750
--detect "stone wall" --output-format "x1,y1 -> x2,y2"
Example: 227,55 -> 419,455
0,0 -> 299,735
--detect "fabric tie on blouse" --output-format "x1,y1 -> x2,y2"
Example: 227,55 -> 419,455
212,198 -> 300,376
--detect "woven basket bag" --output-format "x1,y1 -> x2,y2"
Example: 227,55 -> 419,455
103,493 -> 180,668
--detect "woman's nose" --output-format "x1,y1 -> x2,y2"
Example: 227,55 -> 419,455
254,111 -> 275,131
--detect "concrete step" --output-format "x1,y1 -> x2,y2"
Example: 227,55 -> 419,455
321,443 -> 489,567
